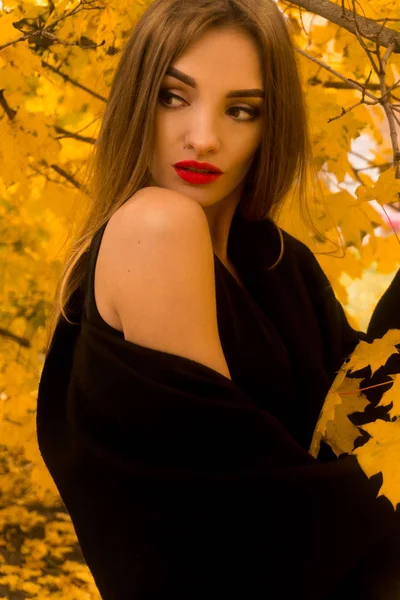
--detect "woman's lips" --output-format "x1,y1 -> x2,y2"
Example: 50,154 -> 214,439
174,166 -> 223,185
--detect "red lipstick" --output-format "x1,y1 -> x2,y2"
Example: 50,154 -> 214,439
173,160 -> 223,185
174,160 -> 223,173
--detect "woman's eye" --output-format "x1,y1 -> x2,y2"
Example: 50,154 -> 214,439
159,91 -> 183,108
158,91 -> 260,121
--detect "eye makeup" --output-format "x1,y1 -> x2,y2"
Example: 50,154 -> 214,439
158,89 -> 262,122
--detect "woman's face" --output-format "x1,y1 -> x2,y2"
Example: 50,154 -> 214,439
148,27 -> 265,211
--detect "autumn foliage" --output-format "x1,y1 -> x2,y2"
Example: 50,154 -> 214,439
0,0 -> 400,597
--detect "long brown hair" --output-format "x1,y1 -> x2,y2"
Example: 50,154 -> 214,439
44,0 -> 335,357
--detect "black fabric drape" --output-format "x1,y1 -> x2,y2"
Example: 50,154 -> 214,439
36,212 -> 400,599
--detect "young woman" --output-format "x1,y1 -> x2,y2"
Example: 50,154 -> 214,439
37,0 -> 400,598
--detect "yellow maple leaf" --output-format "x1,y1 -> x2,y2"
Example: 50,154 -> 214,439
355,167 -> 400,206
376,373 -> 400,418
309,368 -> 346,458
353,419 -> 400,510
309,367 -> 368,458
44,0 -> 72,27
317,189 -> 385,249
325,402 -> 363,457
311,22 -> 339,47
0,13 -> 20,45
345,329 -> 400,377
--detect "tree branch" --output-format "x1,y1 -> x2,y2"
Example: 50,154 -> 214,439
285,0 -> 400,52
294,41 -> 400,177
41,60 -> 107,103
320,81 -> 382,90
349,151 -> 393,172
377,43 -> 400,177
294,47 -> 380,101
0,328 -> 30,348
54,126 -> 96,145
0,90 -> 17,120
38,30 -> 106,50
34,159 -> 89,193
0,0 -> 103,51
50,164 -> 86,191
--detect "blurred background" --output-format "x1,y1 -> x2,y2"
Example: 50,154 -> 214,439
0,0 -> 399,598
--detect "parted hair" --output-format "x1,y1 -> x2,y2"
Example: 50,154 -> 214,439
44,0 -> 333,357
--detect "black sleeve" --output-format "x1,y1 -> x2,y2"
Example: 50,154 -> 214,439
286,245 -> 400,599
367,268 -> 400,339
39,319 -> 400,600
292,239 -> 400,373
301,244 -> 400,399
37,261 -> 400,600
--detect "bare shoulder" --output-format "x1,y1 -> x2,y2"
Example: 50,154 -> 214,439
101,186 -> 231,380
108,185 -> 213,279
116,186 -> 208,228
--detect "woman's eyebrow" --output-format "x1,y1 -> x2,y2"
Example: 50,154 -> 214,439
165,66 -> 265,99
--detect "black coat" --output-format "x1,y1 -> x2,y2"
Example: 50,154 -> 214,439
36,211 -> 400,599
